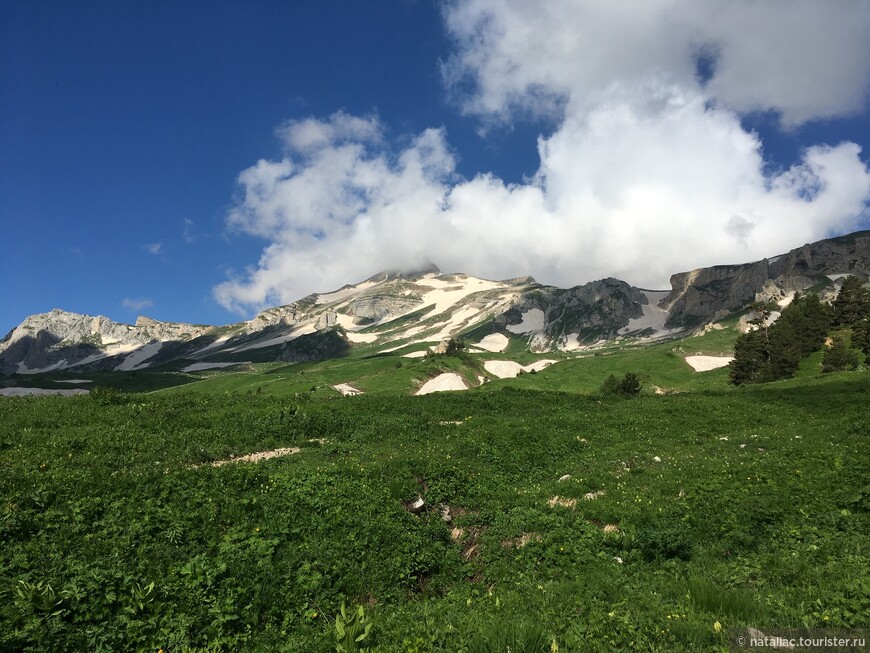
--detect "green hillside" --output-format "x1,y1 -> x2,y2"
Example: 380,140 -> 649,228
2,325 -> 869,651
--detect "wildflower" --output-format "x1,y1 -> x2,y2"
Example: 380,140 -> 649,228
255,527 -> 260,532
714,621 -> 722,633
551,640 -> 559,653
312,612 -> 318,619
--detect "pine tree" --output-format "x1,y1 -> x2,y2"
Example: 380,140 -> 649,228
832,276 -> 870,327
729,294 -> 830,385
774,293 -> 831,358
852,318 -> 870,358
729,327 -> 769,385
821,336 -> 859,372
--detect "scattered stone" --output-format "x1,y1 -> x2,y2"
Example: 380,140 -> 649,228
614,556 -> 624,564
558,474 -> 572,482
502,532 -> 542,548
653,456 -> 662,463
548,496 -> 578,509
740,444 -> 747,449
200,446 -> 301,468
603,524 -> 620,534
332,383 -> 363,396
438,504 -> 452,523
583,490 -> 606,501
450,527 -> 464,542
406,496 -> 426,515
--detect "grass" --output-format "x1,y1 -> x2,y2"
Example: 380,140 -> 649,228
1,361 -> 868,651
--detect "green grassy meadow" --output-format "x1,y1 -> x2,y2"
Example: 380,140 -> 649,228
2,332 -> 869,651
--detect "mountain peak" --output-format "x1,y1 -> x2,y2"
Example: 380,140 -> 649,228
366,263 -> 442,282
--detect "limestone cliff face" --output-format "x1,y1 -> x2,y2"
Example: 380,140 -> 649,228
0,309 -> 213,374
497,278 -> 648,347
663,231 -> 870,328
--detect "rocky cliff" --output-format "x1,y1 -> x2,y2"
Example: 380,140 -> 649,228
663,230 -> 870,328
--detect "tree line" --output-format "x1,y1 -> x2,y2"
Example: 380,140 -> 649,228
729,275 -> 870,385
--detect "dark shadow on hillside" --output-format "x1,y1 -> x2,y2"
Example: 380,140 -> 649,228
277,330 -> 351,364
0,331 -> 103,375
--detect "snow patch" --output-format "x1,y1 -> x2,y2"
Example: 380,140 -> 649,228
1,387 -> 89,397
559,333 -> 585,351
415,373 -> 468,395
484,359 -> 557,379
346,332 -> 378,343
777,292 -> 796,308
182,361 -> 250,372
403,351 -> 428,358
17,360 -> 67,374
115,342 -> 163,371
619,291 -> 672,335
190,336 -> 231,357
316,280 -> 378,305
476,333 -> 509,352
233,325 -> 316,352
685,355 -> 734,372
56,379 -> 93,384
416,276 -> 504,320
333,383 -> 363,396
506,309 -> 545,334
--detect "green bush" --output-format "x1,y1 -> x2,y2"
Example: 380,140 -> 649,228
822,336 -> 859,372
89,385 -> 125,405
600,372 -> 642,396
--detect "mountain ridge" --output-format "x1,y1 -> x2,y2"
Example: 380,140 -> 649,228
2,230 -> 869,375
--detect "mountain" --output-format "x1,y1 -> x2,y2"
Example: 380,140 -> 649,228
2,230 -> 869,376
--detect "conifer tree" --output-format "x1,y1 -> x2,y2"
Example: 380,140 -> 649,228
852,318 -> 870,358
832,276 -> 870,327
821,336 -> 859,372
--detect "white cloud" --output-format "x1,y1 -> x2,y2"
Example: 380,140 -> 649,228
122,297 -> 153,312
441,0 -> 870,127
214,1 -> 870,314
143,242 -> 162,255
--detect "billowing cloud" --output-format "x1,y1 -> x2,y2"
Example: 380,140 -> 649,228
214,1 -> 870,314
441,0 -> 870,127
122,297 -> 153,312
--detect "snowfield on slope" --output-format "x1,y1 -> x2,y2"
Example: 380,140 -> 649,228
182,361 -> 251,372
1,387 -> 90,397
685,356 -> 734,372
415,373 -> 468,395
506,309 -> 545,334
115,342 -> 163,371
484,359 -> 558,379
618,291 -> 676,337
333,383 -> 363,396
476,333 -> 510,352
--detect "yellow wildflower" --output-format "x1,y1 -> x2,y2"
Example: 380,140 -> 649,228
714,621 -> 722,633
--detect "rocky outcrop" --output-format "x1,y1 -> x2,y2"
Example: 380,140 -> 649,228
664,231 -> 870,328
0,309 -> 213,374
496,277 -> 649,347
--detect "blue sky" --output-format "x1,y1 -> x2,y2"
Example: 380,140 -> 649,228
2,1 -> 870,334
